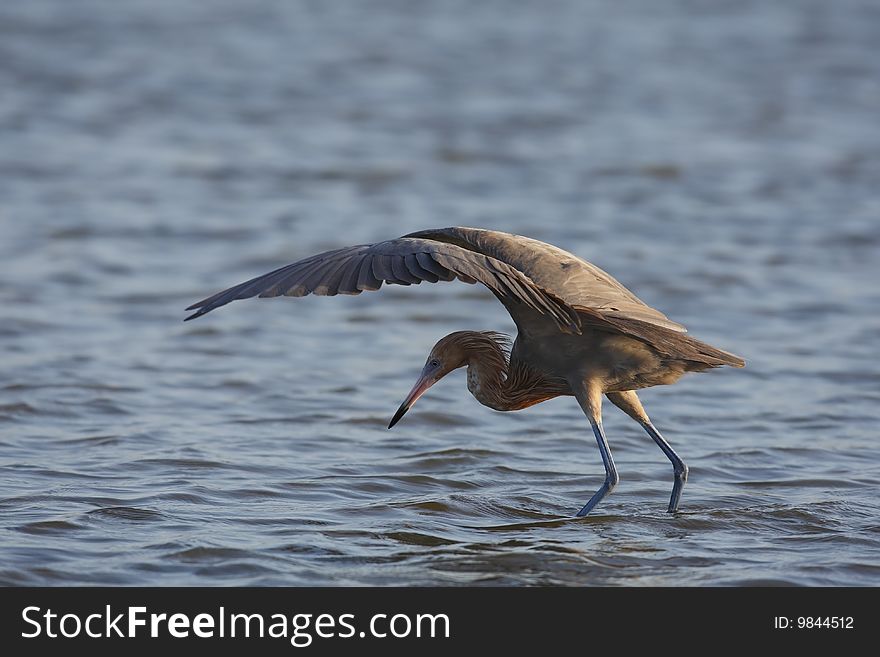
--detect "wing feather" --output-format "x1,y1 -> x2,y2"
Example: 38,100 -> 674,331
185,234 -> 582,332
404,253 -> 438,283
357,255 -> 382,292
405,227 -> 686,332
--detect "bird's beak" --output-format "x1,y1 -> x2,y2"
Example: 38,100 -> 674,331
388,370 -> 435,429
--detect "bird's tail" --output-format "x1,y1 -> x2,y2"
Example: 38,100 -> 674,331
579,311 -> 745,369
677,335 -> 746,369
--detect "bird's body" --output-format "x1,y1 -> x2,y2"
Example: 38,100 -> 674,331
186,227 -> 744,516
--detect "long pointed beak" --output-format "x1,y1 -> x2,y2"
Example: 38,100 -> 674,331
388,372 -> 435,429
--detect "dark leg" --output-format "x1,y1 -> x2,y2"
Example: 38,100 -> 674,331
576,419 -> 619,517
606,390 -> 688,513
641,421 -> 688,513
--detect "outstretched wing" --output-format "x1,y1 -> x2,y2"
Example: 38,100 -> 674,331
184,237 -> 581,332
405,227 -> 686,332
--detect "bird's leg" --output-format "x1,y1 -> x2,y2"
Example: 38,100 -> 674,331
643,421 -> 688,513
606,391 -> 688,513
574,383 -> 619,517
576,420 -> 619,516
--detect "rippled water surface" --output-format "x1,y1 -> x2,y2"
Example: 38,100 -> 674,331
2,0 -> 879,586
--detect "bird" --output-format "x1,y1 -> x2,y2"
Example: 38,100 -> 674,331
185,227 -> 744,516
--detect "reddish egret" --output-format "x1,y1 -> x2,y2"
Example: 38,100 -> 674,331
185,227 -> 744,515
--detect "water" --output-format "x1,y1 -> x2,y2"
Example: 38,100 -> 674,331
1,0 -> 879,586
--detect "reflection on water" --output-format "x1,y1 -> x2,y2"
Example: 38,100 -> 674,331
1,0 -> 879,585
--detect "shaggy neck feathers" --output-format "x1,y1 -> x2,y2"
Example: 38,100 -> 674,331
453,331 -> 566,411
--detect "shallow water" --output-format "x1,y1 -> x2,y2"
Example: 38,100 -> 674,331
1,0 -> 879,586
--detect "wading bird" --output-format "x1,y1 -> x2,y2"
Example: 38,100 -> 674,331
185,227 -> 743,516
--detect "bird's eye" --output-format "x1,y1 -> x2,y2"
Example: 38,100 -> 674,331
429,359 -> 440,368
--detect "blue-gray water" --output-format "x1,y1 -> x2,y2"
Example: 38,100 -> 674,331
2,0 -> 879,586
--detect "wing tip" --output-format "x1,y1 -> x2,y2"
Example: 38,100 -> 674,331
558,313 -> 582,335
184,307 -> 209,321
713,347 -> 745,368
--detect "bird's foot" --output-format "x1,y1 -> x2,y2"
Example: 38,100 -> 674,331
666,465 -> 688,513
576,475 -> 618,517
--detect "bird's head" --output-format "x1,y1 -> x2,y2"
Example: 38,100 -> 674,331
387,332 -> 472,429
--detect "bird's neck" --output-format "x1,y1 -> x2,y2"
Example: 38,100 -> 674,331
462,332 -> 565,411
